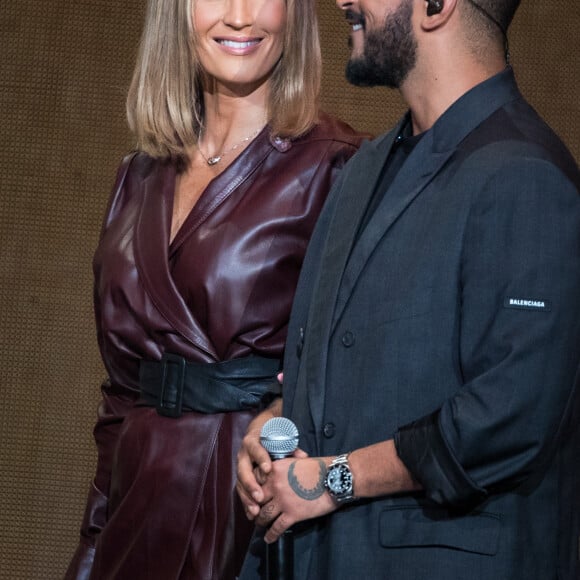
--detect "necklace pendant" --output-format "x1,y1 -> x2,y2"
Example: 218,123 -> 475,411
207,155 -> 221,166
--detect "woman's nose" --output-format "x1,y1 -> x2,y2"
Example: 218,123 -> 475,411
222,0 -> 254,30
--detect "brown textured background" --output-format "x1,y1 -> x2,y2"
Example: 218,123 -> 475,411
0,1 -> 578,578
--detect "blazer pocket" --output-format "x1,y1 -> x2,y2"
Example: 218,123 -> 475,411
379,505 -> 501,556
377,288 -> 433,325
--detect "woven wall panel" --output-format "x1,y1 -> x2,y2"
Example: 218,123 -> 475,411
0,1 -> 142,578
0,1 -> 578,578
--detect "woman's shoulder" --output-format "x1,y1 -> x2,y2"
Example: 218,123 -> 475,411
117,150 -> 165,181
297,111 -> 371,149
109,151 -> 182,196
102,152 -> 174,225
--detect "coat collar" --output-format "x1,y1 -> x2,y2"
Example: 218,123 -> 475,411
430,66 -> 521,152
170,125 -> 275,254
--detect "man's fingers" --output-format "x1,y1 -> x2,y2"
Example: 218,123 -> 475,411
293,447 -> 309,459
256,500 -> 278,527
235,480 -> 260,520
242,435 -> 273,475
253,465 -> 269,486
264,513 -> 293,544
237,449 -> 265,504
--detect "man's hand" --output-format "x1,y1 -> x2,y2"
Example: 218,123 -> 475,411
236,398 -> 283,518
255,456 -> 337,543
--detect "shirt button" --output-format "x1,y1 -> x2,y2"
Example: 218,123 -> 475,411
323,423 -> 336,438
341,331 -> 355,347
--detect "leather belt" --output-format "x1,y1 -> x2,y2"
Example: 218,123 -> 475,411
138,352 -> 281,418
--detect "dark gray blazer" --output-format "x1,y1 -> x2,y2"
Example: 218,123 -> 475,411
241,69 -> 580,580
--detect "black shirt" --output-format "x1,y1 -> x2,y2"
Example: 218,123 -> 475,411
358,120 -> 424,235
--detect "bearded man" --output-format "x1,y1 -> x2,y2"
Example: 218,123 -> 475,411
237,1 -> 580,578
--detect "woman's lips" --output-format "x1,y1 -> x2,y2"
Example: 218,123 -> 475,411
215,37 -> 262,54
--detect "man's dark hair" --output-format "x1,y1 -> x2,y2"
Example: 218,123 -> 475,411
464,0 -> 521,37
475,0 -> 521,32
462,0 -> 521,59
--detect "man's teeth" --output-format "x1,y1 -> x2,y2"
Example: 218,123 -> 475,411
219,40 -> 259,48
352,24 -> 363,32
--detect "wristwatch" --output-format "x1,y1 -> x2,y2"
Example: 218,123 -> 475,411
325,453 -> 355,503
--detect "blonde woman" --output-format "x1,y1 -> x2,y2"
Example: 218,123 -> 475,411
65,0 -> 364,578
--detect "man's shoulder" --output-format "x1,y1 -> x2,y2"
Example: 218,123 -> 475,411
457,100 -> 578,186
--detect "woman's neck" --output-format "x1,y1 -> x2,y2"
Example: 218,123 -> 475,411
200,82 -> 269,154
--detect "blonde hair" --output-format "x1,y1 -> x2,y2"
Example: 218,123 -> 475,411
126,0 -> 321,159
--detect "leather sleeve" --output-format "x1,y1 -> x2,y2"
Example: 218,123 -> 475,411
65,382 -> 139,579
64,156 -> 138,579
63,483 -> 106,580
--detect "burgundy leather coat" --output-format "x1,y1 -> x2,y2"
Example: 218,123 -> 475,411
65,113 -> 364,580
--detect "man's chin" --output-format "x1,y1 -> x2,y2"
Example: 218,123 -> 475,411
345,58 -> 381,87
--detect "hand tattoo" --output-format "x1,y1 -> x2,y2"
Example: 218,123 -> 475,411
288,459 -> 327,500
262,503 -> 276,518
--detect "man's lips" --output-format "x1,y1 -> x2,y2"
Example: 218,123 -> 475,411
345,8 -> 364,30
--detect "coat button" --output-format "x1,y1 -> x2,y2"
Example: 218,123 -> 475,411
323,423 -> 335,438
341,331 -> 355,347
296,327 -> 305,357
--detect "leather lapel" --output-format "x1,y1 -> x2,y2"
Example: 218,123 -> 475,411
133,161 -> 218,358
133,130 -> 275,359
170,128 -> 274,255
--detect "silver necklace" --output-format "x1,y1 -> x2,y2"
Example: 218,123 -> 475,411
198,127 -> 262,166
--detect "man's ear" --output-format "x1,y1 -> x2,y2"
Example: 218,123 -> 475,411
420,0 -> 458,31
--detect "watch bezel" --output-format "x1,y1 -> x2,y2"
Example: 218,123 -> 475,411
325,454 -> 355,503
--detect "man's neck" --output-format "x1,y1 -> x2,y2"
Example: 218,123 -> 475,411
400,56 -> 505,135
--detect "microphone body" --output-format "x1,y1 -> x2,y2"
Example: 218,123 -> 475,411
259,417 -> 299,580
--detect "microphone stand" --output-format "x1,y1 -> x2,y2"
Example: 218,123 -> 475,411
266,528 -> 293,580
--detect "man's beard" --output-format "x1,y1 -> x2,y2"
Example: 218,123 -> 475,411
346,0 -> 417,88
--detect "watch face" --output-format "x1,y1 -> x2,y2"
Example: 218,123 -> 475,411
327,464 -> 353,494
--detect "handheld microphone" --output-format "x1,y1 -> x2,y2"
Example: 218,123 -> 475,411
260,417 -> 299,580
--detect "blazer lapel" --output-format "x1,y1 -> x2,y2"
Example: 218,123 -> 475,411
332,130 -> 451,328
302,134 -> 397,435
132,129 -> 277,360
309,135 -> 395,319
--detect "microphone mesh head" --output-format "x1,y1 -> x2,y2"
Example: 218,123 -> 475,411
260,417 -> 299,459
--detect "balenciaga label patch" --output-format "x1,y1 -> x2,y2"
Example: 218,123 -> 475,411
503,297 -> 552,312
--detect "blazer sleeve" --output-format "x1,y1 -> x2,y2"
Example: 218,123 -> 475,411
395,152 -> 580,507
